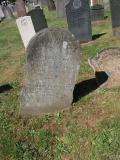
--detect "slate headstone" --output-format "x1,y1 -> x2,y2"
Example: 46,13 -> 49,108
66,0 -> 92,42
27,7 -> 48,33
20,28 -> 81,115
110,0 -> 120,28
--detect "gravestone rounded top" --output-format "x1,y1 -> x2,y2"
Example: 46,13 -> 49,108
21,28 -> 81,115
88,47 -> 120,88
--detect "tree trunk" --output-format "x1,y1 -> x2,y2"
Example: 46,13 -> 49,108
16,0 -> 26,17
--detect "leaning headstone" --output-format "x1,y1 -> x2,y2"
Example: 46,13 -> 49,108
66,0 -> 92,42
56,0 -> 66,17
27,7 -> 48,33
16,16 -> 36,48
20,28 -> 81,115
88,48 -> 120,88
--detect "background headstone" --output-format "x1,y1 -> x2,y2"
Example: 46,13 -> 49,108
27,7 -> 48,33
66,0 -> 92,42
16,16 -> 36,48
110,0 -> 120,28
2,6 -> 13,18
56,0 -> 66,17
88,48 -> 120,88
0,5 -> 4,20
20,28 -> 81,115
91,4 -> 104,21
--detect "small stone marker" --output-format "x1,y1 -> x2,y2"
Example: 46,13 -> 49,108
27,7 -> 48,33
20,28 -> 81,115
110,0 -> 120,28
16,16 -> 36,48
56,0 -> 66,17
66,0 -> 92,42
88,48 -> 120,88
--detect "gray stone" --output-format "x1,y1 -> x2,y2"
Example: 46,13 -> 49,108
20,28 -> 81,115
0,5 -> 4,20
27,7 -> 48,33
110,0 -> 120,28
66,0 -> 92,42
2,6 -> 13,18
88,48 -> 120,88
56,0 -> 66,17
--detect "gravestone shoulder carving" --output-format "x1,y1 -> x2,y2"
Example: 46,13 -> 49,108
88,47 -> 120,88
20,28 -> 81,115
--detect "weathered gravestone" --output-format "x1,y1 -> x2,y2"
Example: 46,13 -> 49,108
66,0 -> 92,42
88,48 -> 120,88
56,0 -> 66,17
27,7 -> 48,33
20,28 -> 81,115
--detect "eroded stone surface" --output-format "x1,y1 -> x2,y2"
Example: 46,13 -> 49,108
20,28 -> 81,115
88,48 -> 120,88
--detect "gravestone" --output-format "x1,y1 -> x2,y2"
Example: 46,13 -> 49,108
91,4 -> 104,21
88,48 -> 120,88
66,0 -> 92,42
110,0 -> 120,28
16,16 -> 36,48
0,5 -> 4,20
27,7 -> 48,33
2,6 -> 13,18
20,28 -> 81,115
56,0 -> 66,17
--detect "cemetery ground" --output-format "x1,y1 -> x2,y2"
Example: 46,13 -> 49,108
0,9 -> 120,160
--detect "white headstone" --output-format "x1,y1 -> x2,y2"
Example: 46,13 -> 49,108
16,16 -> 36,48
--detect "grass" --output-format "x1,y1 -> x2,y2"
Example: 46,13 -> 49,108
0,7 -> 120,160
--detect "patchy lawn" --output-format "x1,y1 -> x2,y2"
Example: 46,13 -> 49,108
0,8 -> 120,160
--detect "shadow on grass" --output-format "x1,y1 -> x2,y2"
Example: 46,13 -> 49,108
73,71 -> 108,103
92,33 -> 106,41
0,84 -> 13,93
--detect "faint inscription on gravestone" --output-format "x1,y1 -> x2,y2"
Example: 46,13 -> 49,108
20,28 -> 81,115
110,0 -> 120,28
66,0 -> 92,42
